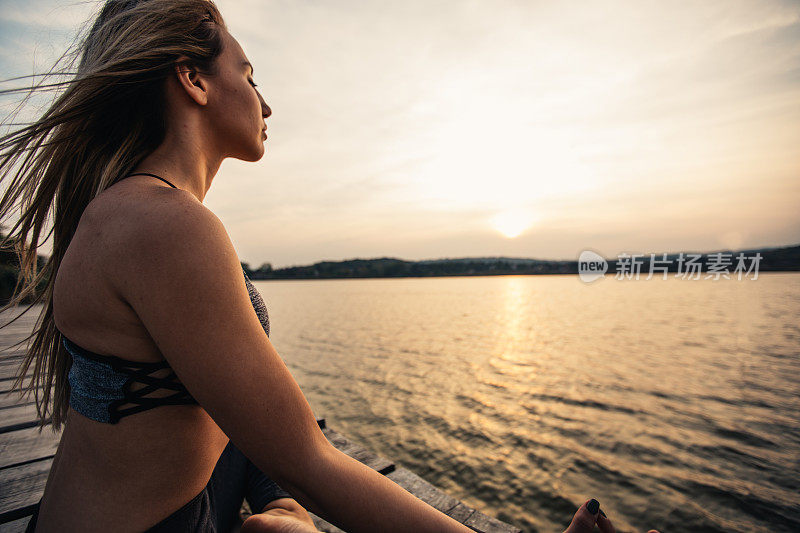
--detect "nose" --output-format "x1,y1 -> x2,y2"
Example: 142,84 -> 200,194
258,91 -> 271,119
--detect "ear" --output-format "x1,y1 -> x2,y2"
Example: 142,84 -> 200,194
173,56 -> 208,106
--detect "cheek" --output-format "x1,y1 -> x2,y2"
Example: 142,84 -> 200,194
208,81 -> 261,144
227,89 -> 255,128
234,86 -> 261,124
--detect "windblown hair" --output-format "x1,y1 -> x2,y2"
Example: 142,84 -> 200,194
0,0 -> 226,431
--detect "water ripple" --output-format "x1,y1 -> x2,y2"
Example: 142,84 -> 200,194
257,273 -> 800,532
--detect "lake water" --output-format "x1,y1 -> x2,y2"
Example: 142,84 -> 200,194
255,272 -> 800,532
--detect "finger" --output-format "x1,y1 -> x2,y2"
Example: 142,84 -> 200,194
564,498 -> 600,533
596,508 -> 616,533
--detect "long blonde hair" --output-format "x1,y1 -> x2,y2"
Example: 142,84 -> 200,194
0,0 -> 226,431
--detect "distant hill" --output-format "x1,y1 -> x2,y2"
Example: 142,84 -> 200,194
243,243 -> 800,280
2,231 -> 797,301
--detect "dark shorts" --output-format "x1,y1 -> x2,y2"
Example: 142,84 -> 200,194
25,441 -> 293,532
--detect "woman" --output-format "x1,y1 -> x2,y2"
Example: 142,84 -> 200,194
1,1 -> 628,531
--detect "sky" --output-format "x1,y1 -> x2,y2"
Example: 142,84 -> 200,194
0,0 -> 798,268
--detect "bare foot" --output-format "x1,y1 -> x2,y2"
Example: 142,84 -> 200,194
564,498 -> 660,533
565,499 -> 609,533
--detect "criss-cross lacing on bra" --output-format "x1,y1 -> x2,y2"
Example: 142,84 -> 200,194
63,336 -> 198,424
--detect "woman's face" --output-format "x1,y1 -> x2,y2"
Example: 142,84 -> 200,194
205,28 -> 271,162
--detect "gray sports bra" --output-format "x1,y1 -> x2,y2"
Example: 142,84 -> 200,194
64,172 -> 270,424
64,266 -> 270,424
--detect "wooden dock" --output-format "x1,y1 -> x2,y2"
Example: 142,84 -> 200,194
0,312 -> 520,532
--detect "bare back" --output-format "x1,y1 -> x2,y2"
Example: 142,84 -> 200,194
40,176 -> 230,532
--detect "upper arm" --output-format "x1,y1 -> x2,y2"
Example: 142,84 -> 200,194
115,197 -> 330,488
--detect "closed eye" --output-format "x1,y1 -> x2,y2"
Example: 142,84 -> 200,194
248,78 -> 258,88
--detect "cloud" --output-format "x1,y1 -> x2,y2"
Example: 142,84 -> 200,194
1,0 -> 798,266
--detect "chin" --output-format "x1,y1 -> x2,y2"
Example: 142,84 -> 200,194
235,143 -> 266,162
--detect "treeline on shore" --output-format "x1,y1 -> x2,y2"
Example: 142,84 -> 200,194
242,244 -> 800,280
2,231 -> 798,304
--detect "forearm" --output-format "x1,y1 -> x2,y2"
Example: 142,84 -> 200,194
282,445 -> 472,533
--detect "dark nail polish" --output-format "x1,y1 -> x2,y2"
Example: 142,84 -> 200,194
587,499 -> 599,514
599,509 -> 607,518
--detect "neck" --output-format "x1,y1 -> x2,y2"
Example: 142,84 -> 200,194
130,119 -> 221,203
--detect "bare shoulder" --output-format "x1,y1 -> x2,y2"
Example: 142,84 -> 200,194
83,183 -> 236,302
89,183 -> 221,242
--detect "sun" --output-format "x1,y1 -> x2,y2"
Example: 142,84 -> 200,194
490,210 -> 534,238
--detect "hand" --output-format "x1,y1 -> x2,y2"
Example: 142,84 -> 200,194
564,498 -> 660,533
240,498 -> 320,533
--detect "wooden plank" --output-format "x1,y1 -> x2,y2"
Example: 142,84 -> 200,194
0,351 -> 39,378
383,467 -> 522,532
0,390 -> 36,410
385,467 -> 461,514
0,351 -> 30,364
321,427 -> 349,449
448,502 -> 477,523
0,516 -> 30,532
344,444 -> 395,475
0,355 -> 35,395
0,376 -> 35,395
0,326 -> 37,339
0,363 -> 26,378
0,380 -> 20,394
0,404 -> 45,434
0,356 -> 26,371
0,426 -> 60,469
464,510 -> 522,533
0,458 -> 51,522
0,360 -> 30,382
0,365 -> 22,381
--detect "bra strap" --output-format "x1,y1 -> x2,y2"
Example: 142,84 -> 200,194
125,172 -> 178,189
